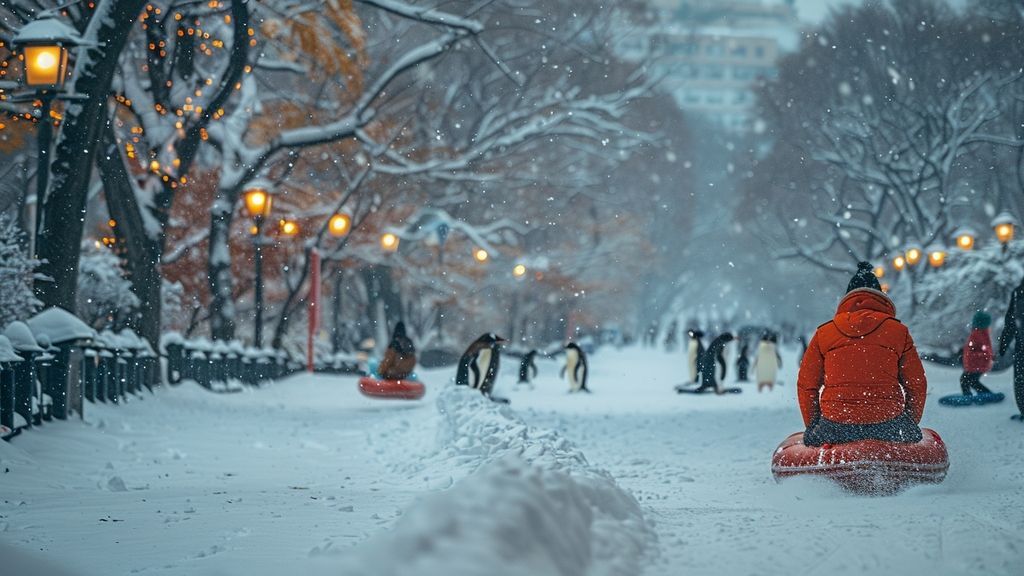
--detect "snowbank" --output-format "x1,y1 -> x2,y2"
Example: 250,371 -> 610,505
340,387 -> 653,576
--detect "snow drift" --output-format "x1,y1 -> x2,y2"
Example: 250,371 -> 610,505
340,387 -> 653,576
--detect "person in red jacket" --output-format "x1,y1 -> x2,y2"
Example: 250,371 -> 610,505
797,262 -> 927,447
961,311 -> 995,395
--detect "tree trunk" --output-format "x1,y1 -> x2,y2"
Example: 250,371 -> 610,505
98,124 -> 162,349
207,192 -> 237,341
35,0 -> 149,310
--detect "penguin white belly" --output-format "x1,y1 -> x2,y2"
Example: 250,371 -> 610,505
473,349 -> 493,389
566,349 -> 581,391
755,345 -> 778,383
687,340 -> 698,379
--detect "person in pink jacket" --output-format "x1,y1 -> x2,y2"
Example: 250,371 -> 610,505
961,311 -> 995,396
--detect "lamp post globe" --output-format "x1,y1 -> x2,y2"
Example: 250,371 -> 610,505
904,244 -> 923,266
328,213 -> 351,237
243,184 -> 272,220
12,15 -> 82,91
926,244 -> 947,268
380,232 -> 399,252
473,248 -> 489,263
279,218 -> 299,237
513,264 -> 527,278
892,255 -> 906,272
992,211 -> 1017,246
952,227 -> 976,251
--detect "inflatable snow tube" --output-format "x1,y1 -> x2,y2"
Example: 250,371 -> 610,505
771,428 -> 949,494
358,376 -> 426,400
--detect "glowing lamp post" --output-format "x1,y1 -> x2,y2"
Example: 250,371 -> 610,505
926,244 -> 947,268
473,248 -> 489,263
992,212 -> 1017,251
892,255 -> 906,272
904,245 -> 923,267
952,227 -> 976,251
513,264 -> 527,278
278,218 -> 299,237
380,232 -> 399,252
11,14 -> 83,255
243,182 -> 273,347
328,213 -> 351,237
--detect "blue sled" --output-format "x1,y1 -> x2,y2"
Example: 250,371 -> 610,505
938,392 -> 1005,407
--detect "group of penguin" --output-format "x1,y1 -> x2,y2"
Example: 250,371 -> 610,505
377,322 -> 588,404
682,329 -> 782,394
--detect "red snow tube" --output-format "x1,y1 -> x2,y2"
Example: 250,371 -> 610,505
771,428 -> 949,494
358,377 -> 426,400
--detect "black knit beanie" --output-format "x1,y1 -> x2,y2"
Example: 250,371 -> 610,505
847,261 -> 882,293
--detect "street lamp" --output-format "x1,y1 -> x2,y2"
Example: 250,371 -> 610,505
473,248 -> 489,263
328,213 -> 351,237
926,243 -> 947,268
873,266 -> 884,279
904,244 -> 923,266
892,255 -> 906,272
952,227 -> 976,251
278,218 -> 299,237
513,264 -> 527,278
992,211 -> 1017,248
10,14 -> 84,256
380,232 -> 399,252
243,181 -> 273,348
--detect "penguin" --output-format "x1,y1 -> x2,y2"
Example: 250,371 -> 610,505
377,321 -> 416,380
560,342 -> 590,393
456,333 -> 508,401
687,329 -> 705,383
735,342 -> 750,382
517,349 -> 539,386
696,332 -> 734,393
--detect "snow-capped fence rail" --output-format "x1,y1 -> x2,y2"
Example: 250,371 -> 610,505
161,333 -> 304,392
1,308 -> 307,442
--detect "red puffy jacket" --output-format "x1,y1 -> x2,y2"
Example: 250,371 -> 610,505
797,288 -> 927,426
962,328 -> 994,374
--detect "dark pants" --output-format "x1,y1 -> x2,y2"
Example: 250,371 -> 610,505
960,372 -> 992,395
804,412 -> 923,447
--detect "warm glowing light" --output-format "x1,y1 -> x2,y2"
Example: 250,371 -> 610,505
108,219 -> 117,228
513,264 -> 527,277
955,232 -> 975,250
328,213 -> 351,237
892,255 -> 906,271
473,248 -> 489,263
380,233 -> 399,252
880,283 -> 890,293
995,224 -> 1014,245
23,45 -> 66,87
928,248 -> 947,268
873,266 -> 884,279
149,159 -> 160,172
279,219 -> 299,237
992,212 -> 1017,246
904,247 -> 922,266
243,186 -> 272,218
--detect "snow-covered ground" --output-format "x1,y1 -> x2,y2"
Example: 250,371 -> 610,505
2,346 -> 1023,575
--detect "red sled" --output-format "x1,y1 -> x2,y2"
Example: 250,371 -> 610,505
771,428 -> 949,495
357,376 -> 426,400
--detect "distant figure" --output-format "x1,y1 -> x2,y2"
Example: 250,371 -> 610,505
798,262 -> 926,446
664,320 -> 679,352
561,342 -> 590,393
456,333 -> 508,402
696,332 -> 734,393
645,321 -> 659,348
717,335 -> 729,381
961,311 -> 995,396
687,329 -> 705,384
377,321 -> 416,380
517,349 -> 539,386
753,333 -> 781,392
735,342 -> 750,382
